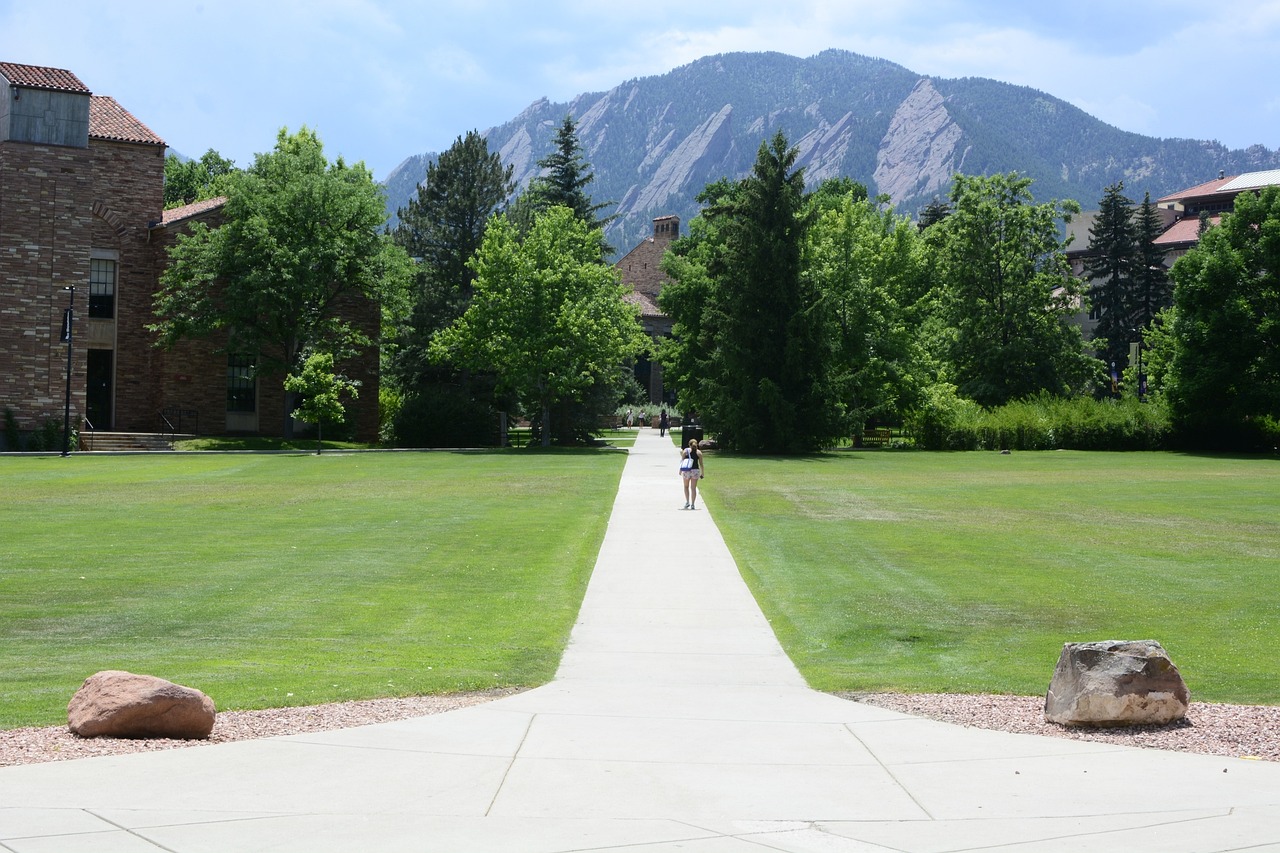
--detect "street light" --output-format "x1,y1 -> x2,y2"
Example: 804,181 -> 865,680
60,285 -> 75,456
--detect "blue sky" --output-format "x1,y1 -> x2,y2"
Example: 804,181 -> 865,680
2,0 -> 1277,180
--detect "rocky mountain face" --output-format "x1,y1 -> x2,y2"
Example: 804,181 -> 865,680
383,49 -> 1279,256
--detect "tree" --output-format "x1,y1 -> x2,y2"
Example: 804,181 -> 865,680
430,207 -> 645,446
284,351 -> 359,454
917,196 -> 952,230
1166,186 -> 1280,447
660,132 -> 845,453
510,116 -> 613,250
804,188 -> 928,438
930,172 -> 1091,407
390,131 -> 514,391
152,127 -> 413,436
1084,181 -> 1138,369
1132,191 -> 1173,331
163,148 -> 236,209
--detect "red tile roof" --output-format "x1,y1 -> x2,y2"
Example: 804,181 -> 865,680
89,95 -> 164,146
0,61 -> 90,93
1157,176 -> 1235,205
1153,215 -> 1219,246
159,196 -> 227,227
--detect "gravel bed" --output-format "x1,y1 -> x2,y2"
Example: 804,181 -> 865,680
847,692 -> 1280,762
4,690 -> 1276,766
0,689 -> 521,767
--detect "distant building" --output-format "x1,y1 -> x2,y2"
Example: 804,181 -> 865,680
0,61 -> 379,445
1152,170 -> 1280,262
1065,169 -> 1280,339
616,215 -> 679,404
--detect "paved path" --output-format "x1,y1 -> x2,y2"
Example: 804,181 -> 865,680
3,428 -> 1279,851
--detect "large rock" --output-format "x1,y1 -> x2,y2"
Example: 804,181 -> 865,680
1045,640 -> 1189,727
67,670 -> 216,739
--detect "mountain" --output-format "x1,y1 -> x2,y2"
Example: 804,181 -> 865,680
382,49 -> 1280,255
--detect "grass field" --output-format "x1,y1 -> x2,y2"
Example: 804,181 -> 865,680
701,450 -> 1280,704
0,448 -> 626,728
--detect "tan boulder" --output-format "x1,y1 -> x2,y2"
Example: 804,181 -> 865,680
67,670 -> 216,739
1045,640 -> 1189,727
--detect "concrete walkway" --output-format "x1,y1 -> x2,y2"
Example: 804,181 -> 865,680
3,428 -> 1279,852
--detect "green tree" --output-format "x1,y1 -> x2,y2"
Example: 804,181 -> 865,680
917,196 -> 952,230
389,131 -> 514,392
804,189 -> 927,438
1084,181 -> 1138,369
1132,191 -> 1173,331
163,148 -> 237,209
1166,186 -> 1280,447
931,172 -> 1091,407
284,351 -> 359,454
660,133 -> 845,453
510,116 -> 613,250
152,127 -> 413,436
430,207 -> 645,446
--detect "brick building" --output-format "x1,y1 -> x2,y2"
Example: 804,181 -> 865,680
0,61 -> 379,444
616,215 -> 678,404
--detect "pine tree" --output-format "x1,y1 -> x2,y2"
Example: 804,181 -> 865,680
1084,182 -> 1138,368
1132,192 -> 1172,331
661,132 -> 845,453
390,131 -> 514,391
512,116 -> 614,252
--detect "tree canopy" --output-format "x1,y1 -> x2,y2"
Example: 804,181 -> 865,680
929,172 -> 1092,407
163,148 -> 236,209
660,132 -> 845,453
152,127 -> 412,435
510,116 -> 614,251
390,130 -> 515,391
1166,186 -> 1280,447
430,206 -> 645,445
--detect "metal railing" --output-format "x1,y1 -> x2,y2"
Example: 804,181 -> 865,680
81,417 -> 95,451
160,407 -> 198,439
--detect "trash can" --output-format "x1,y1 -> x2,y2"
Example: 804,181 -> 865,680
679,424 -> 703,447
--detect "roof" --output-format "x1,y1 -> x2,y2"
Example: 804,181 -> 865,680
89,95 -> 165,146
1152,214 -> 1220,247
158,196 -> 227,227
624,290 -> 663,318
1219,170 -> 1280,192
1157,175 -> 1236,205
0,61 -> 90,93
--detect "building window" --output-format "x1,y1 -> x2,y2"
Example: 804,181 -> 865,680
89,258 -> 116,318
227,354 -> 256,413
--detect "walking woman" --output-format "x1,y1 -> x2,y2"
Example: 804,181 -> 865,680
679,438 -> 704,509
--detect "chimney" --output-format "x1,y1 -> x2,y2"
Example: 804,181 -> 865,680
1219,170 -> 1226,180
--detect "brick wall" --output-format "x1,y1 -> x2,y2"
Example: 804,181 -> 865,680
0,140 -> 94,429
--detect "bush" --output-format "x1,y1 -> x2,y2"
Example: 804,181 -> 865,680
392,384 -> 498,447
2,408 -> 20,451
908,392 -> 1171,451
904,384 -> 984,450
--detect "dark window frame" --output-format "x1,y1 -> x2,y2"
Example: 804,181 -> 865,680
226,354 -> 257,413
88,257 -> 116,319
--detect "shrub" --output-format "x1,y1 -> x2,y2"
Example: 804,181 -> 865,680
392,384 -> 498,447
908,392 -> 1171,451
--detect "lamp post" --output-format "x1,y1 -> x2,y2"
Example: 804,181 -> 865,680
1131,326 -> 1146,403
60,285 -> 75,456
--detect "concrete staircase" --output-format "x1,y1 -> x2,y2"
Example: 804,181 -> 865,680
79,432 -> 177,452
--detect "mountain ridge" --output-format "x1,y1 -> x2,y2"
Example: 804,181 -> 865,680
383,49 -> 1279,254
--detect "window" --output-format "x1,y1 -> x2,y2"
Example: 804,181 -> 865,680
226,354 -> 256,413
88,258 -> 116,318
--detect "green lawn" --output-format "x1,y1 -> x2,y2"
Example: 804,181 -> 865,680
1,449 -> 625,728
701,450 -> 1280,704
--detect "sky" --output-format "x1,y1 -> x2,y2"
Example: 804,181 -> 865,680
2,0 -> 1278,181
